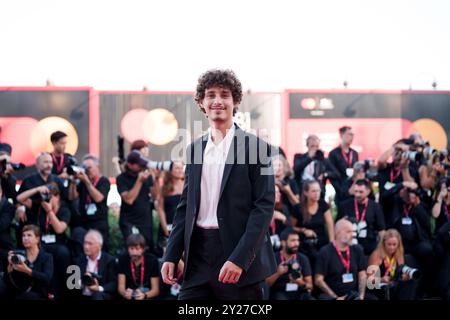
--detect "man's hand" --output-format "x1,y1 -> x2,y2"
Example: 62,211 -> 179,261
303,229 -> 317,238
336,295 -> 346,300
402,181 -> 418,190
133,288 -> 146,300
41,201 -> 53,213
218,261 -> 243,284
77,171 -> 90,184
161,262 -> 177,285
138,170 -> 151,183
124,288 -> 134,300
277,263 -> 288,276
15,206 -> 27,223
87,276 -> 100,292
13,261 -> 31,275
37,185 -> 50,194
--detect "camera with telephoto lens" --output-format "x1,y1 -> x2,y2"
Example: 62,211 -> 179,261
65,156 -> 86,176
0,159 -> 26,175
40,183 -> 60,202
82,273 -> 101,286
11,250 -> 26,264
394,265 -> 421,281
147,160 -> 173,172
286,258 -> 302,279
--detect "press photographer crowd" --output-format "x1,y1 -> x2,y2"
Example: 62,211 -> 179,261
0,126 -> 449,301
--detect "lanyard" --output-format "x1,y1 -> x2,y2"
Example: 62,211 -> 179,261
86,259 -> 99,274
403,204 -> 413,217
52,153 -> 65,174
390,167 -> 401,183
354,199 -> 368,222
334,242 -> 351,273
280,252 -> 297,264
86,177 -> 101,204
341,148 -> 353,168
130,257 -> 145,288
44,208 -> 57,233
270,220 -> 276,235
383,255 -> 396,278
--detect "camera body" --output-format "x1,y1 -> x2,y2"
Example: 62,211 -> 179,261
82,273 -> 101,287
394,265 -> 421,281
0,159 -> 26,175
11,250 -> 26,264
286,258 -> 302,279
40,183 -> 60,202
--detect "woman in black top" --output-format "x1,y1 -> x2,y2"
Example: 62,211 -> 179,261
291,179 -> 334,269
157,161 -> 184,250
368,229 -> 417,300
432,182 -> 450,234
2,225 -> 53,300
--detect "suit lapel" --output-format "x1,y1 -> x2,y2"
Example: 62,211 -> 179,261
192,135 -> 208,212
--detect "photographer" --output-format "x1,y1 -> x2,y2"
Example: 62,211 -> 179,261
118,234 -> 160,300
0,148 -> 20,204
378,140 -> 418,227
17,181 -> 71,298
74,230 -> 117,300
432,179 -> 450,235
273,154 -> 300,216
69,155 -> 111,249
367,229 -> 418,300
391,184 -> 433,298
269,185 -> 292,252
291,179 -> 334,269
328,126 -> 359,204
418,150 -> 448,210
1,225 -> 53,300
315,219 -> 375,300
266,228 -> 314,300
117,151 -> 157,254
337,179 -> 385,256
293,134 -> 340,199
340,161 -> 376,202
0,184 -> 15,273
50,131 -> 74,181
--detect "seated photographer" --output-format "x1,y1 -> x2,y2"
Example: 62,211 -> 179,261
417,150 -> 448,210
367,229 -> 418,300
118,234 -> 160,300
17,181 -> 71,298
269,185 -> 292,252
314,219 -> 375,300
266,228 -> 314,300
74,230 -> 117,300
391,184 -> 433,298
1,225 -> 53,300
0,184 -> 15,273
17,153 -> 66,231
291,179 -> 334,269
378,139 -> 419,227
340,161 -> 376,202
69,154 -> 111,251
273,155 -> 300,217
117,151 -> 157,254
432,179 -> 450,235
293,134 -> 340,198
337,179 -> 385,256
156,160 -> 184,253
328,126 -> 359,205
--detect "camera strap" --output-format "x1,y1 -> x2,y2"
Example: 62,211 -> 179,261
390,167 -> 401,183
279,252 -> 297,264
86,177 -> 101,204
403,204 -> 413,218
51,153 -> 65,174
130,257 -> 145,288
334,242 -> 351,273
341,148 -> 353,168
353,199 -> 368,223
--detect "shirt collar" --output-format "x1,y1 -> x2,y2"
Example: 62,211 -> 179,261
87,251 -> 102,263
204,123 -> 235,156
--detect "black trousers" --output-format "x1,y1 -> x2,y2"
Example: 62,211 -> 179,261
179,226 -> 263,300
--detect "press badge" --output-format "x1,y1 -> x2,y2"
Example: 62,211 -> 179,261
86,204 -> 97,215
358,229 -> 367,238
42,234 -> 56,244
346,168 -> 354,177
131,226 -> 140,234
286,283 -> 299,292
384,182 -> 396,190
402,217 -> 412,225
63,180 -> 69,188
342,273 -> 354,283
167,224 -> 173,232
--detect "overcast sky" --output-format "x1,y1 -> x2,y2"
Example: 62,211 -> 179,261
1,0 -> 449,91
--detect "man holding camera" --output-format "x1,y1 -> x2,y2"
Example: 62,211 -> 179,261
118,234 -> 160,300
117,151 -> 156,254
50,131 -> 74,180
69,155 -> 110,250
315,219 -> 374,300
266,228 -> 314,300
337,179 -> 385,256
0,184 -> 15,273
293,134 -> 340,197
74,230 -> 117,300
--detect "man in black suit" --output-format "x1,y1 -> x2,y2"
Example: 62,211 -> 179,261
74,229 -> 117,300
161,69 -> 276,300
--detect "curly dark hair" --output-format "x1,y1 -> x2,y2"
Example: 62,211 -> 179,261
194,69 -> 243,116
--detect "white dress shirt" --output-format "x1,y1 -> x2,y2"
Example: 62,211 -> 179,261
196,123 -> 236,229
83,252 -> 103,295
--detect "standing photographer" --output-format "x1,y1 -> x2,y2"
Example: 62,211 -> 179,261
266,228 -> 314,300
69,155 -> 111,250
117,151 -> 156,254
432,179 -> 450,235
0,225 -> 53,300
117,234 -> 160,300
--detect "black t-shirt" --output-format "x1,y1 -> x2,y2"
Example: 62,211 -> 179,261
50,153 -> 74,175
328,147 -> 359,182
36,202 -> 71,244
337,198 -> 385,241
118,253 -> 160,290
77,176 -> 110,224
18,173 -> 67,222
315,243 -> 366,297
272,251 -> 312,294
294,200 -> 330,247
1,174 -> 17,204
117,171 -> 153,225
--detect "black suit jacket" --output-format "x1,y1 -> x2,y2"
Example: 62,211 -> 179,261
164,124 -> 277,287
75,251 -> 118,295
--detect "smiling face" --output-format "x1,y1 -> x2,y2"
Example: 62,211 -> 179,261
200,86 -> 235,127
384,236 -> 399,257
